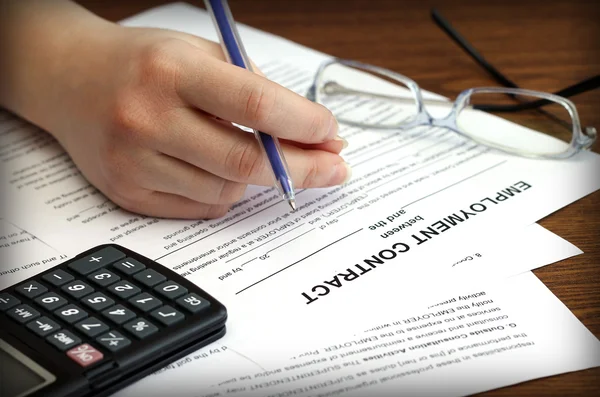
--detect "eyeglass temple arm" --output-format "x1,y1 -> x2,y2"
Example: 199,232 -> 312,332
431,8 -> 600,111
431,8 -> 520,89
473,75 -> 600,112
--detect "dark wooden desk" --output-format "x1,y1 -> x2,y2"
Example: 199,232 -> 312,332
77,1 -> 600,395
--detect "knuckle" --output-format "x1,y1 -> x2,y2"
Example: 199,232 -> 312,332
240,81 -> 277,125
224,140 -> 264,181
217,180 -> 247,204
203,204 -> 230,219
101,155 -> 132,195
109,91 -> 156,146
137,40 -> 181,86
306,109 -> 331,142
115,196 -> 145,216
98,146 -> 147,201
300,156 -> 322,188
110,92 -> 140,133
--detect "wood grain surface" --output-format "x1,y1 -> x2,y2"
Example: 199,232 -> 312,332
76,0 -> 600,395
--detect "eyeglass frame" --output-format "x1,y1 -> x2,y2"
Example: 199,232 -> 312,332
306,58 -> 597,160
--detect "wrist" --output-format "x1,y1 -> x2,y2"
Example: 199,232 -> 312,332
0,1 -> 120,143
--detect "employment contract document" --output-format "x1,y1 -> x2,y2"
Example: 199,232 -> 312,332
0,0 -> 598,367
116,271 -> 600,397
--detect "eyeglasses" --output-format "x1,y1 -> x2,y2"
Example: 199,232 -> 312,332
306,58 -> 596,159
305,9 -> 598,159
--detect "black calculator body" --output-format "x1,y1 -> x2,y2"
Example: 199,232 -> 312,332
0,244 -> 227,397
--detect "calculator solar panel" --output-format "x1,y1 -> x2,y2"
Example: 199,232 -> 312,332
0,244 -> 227,397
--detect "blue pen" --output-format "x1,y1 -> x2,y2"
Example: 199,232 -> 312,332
205,0 -> 296,211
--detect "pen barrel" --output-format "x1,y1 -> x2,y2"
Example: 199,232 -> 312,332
205,0 -> 296,203
205,0 -> 253,71
255,131 -> 295,200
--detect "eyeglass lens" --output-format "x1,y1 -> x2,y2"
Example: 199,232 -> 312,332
317,63 -> 576,156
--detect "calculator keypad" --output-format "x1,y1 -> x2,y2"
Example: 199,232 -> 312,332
15,281 -> 48,299
150,305 -> 184,326
67,343 -> 104,367
88,269 -> 120,287
96,331 -> 131,352
27,316 -> 61,336
55,304 -> 88,323
47,330 -> 81,351
42,269 -> 74,287
75,317 -> 109,337
8,304 -> 40,323
108,281 -> 141,299
102,304 -> 136,325
176,293 -> 210,314
113,258 -> 145,275
2,244 -> 217,371
35,292 -> 68,311
0,292 -> 20,311
134,269 -> 166,287
154,281 -> 187,300
128,292 -> 162,312
123,318 -> 158,339
81,292 -> 114,311
68,246 -> 126,275
62,281 -> 95,299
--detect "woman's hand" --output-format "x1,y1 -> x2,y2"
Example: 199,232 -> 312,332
0,1 -> 350,219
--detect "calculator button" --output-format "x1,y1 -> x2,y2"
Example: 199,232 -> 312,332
61,281 -> 94,299
68,246 -> 126,275
34,292 -> 68,311
150,305 -> 185,327
0,293 -> 20,311
101,305 -> 136,325
88,269 -> 120,287
154,281 -> 187,300
7,304 -> 40,323
15,281 -> 48,299
123,318 -> 158,340
107,281 -> 141,299
54,304 -> 88,324
67,344 -> 104,367
96,331 -> 131,352
113,258 -> 146,275
42,269 -> 74,287
176,293 -> 210,314
133,269 -> 166,287
26,316 -> 61,337
128,292 -> 162,312
47,330 -> 81,351
75,317 -> 109,337
81,292 -> 114,312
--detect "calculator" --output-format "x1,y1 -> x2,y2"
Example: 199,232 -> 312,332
0,244 -> 227,397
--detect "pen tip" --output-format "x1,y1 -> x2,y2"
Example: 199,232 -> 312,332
289,199 -> 297,211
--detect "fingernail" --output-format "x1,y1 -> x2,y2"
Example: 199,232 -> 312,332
334,135 -> 349,149
326,116 -> 339,141
330,162 -> 352,185
341,162 -> 352,184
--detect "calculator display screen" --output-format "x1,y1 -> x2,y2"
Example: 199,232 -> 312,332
0,339 -> 55,397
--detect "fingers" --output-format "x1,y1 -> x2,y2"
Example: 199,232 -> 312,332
175,48 -> 338,144
282,137 -> 348,154
133,152 -> 247,204
120,191 -> 230,219
154,108 -> 351,188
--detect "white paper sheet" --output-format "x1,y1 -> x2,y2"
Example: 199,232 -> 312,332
105,221 -> 582,393
116,271 -> 600,397
0,0 -> 598,361
0,218 -> 67,289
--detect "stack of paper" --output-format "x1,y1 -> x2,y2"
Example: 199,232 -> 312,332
1,3 -> 599,396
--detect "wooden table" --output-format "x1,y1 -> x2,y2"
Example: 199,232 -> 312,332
77,1 -> 600,395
